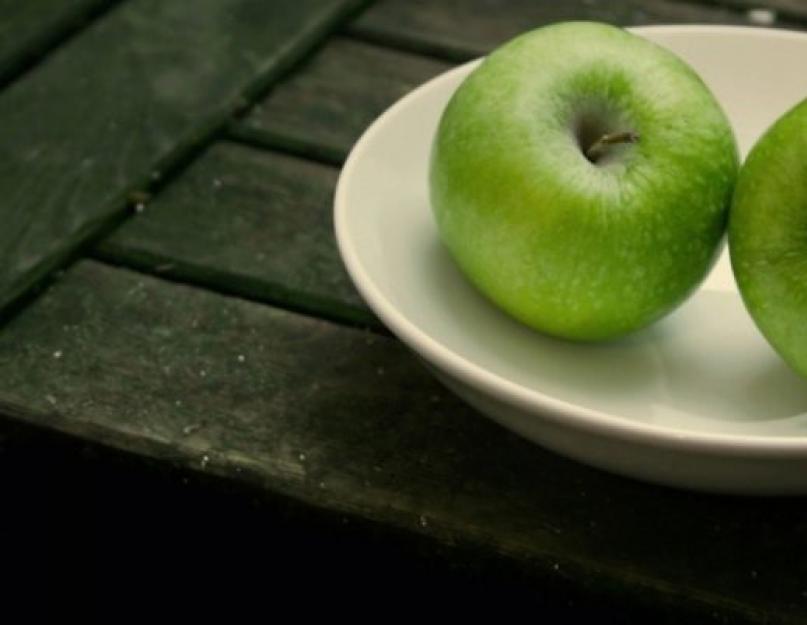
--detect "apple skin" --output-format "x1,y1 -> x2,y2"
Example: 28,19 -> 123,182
729,98 -> 807,378
430,22 -> 738,340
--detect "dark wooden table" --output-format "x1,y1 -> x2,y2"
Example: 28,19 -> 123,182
2,1 -> 807,622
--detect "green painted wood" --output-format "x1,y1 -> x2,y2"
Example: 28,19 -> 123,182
0,0 -> 116,84
0,0 -> 366,317
347,0 -> 757,60
1,259 -> 806,624
231,37 -> 452,161
101,41 -> 448,324
94,142 -> 377,329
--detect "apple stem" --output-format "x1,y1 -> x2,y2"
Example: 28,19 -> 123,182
585,131 -> 640,162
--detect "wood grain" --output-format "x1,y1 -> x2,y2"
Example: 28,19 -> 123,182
0,259 -> 805,625
348,0 -> 757,60
231,37 -> 453,161
0,0 -> 115,84
95,142 -> 376,328
0,0 -> 364,315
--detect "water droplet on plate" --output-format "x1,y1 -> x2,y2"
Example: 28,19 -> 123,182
747,8 -> 776,25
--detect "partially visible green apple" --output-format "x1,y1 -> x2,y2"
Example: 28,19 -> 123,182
430,22 -> 738,340
730,98 -> 807,377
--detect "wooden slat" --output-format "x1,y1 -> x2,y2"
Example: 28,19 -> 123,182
348,0 -> 766,60
231,37 -> 453,162
0,0 -> 364,316
1,259 -> 806,625
94,142 -> 376,328
0,0 -> 115,85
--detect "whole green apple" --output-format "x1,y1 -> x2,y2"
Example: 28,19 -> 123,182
430,22 -> 738,340
730,98 -> 807,377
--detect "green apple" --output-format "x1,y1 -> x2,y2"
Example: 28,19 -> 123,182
430,22 -> 738,340
729,98 -> 807,377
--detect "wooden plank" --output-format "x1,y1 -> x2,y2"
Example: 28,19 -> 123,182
1,259 -> 806,625
347,0 -> 764,60
0,0 -> 365,317
231,37 -> 453,162
0,0 -> 115,85
94,142 -> 376,328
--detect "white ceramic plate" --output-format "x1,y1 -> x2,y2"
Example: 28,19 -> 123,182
335,25 -> 807,494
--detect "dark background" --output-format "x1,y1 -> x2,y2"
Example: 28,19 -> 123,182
3,423 -> 706,623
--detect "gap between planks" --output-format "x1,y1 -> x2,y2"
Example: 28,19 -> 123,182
0,0 -> 374,331
0,0 -> 125,91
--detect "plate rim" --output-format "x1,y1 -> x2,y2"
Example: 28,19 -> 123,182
334,24 -> 807,454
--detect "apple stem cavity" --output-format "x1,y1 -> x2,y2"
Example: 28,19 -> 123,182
585,131 -> 640,163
